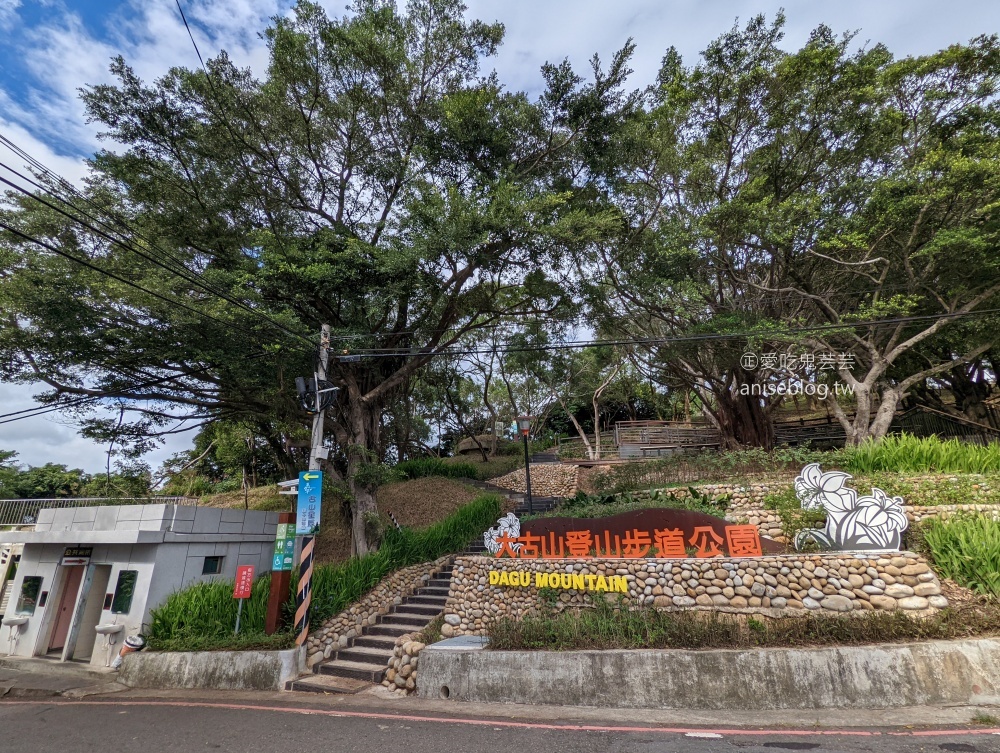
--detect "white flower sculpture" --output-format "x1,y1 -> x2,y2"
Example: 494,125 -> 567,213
483,512 -> 522,555
793,463 -> 908,551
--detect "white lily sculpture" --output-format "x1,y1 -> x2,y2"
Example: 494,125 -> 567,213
483,512 -> 522,555
793,463 -> 908,551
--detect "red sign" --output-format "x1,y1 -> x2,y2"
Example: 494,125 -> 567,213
233,565 -> 255,599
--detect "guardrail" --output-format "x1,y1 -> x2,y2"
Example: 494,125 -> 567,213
0,496 -> 199,527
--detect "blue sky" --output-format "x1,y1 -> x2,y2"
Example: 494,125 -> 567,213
2,0 -> 1000,473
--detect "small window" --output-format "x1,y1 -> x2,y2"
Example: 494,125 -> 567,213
202,556 -> 223,575
111,570 -> 138,614
15,576 -> 43,615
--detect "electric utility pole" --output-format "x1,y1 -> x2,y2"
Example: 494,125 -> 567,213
295,324 -> 330,647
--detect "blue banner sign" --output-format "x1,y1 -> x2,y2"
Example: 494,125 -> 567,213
295,471 -> 322,535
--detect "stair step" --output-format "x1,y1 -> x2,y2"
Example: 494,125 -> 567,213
379,613 -> 430,628
316,659 -> 387,682
394,603 -> 441,616
336,646 -> 393,664
286,673 -> 371,694
416,586 -> 450,596
352,635 -> 399,650
367,624 -> 418,638
406,595 -> 449,606
426,580 -> 452,589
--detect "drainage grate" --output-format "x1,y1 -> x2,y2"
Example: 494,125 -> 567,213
939,745 -> 977,752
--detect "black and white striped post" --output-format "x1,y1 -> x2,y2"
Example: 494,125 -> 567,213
294,535 -> 314,645
294,324 -> 330,648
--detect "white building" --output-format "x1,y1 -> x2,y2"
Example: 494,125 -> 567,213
0,504 -> 279,665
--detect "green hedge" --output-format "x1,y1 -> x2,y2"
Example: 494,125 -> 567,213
147,493 -> 502,649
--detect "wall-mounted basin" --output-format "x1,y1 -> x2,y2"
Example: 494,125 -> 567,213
1,617 -> 28,627
94,624 -> 124,635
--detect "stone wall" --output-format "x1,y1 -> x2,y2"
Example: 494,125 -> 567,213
382,635 -> 426,695
305,555 -> 451,665
491,464 -> 579,498
443,553 -> 947,633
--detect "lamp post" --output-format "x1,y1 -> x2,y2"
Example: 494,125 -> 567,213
517,415 -> 534,515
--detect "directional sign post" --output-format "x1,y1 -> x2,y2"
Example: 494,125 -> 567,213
295,471 -> 322,535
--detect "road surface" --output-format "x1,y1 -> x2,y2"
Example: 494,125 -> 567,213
2,698 -> 999,753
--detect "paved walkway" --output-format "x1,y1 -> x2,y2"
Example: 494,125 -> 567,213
0,656 -> 127,698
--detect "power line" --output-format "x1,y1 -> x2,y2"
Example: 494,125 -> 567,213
330,307 -> 1000,359
0,152 -> 315,350
0,352 -> 273,425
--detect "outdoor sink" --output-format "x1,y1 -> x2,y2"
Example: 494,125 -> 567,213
1,617 -> 27,627
94,624 -> 123,635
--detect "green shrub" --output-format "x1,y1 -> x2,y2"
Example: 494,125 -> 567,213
845,434 -> 1000,475
763,487 -> 827,544
921,514 -> 1000,598
487,596 -> 1000,651
148,493 -> 503,649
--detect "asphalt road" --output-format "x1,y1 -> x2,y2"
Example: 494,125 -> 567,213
1,699 -> 999,753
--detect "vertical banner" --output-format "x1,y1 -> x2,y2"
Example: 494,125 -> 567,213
295,471 -> 322,535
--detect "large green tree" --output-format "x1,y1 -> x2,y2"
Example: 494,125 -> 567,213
585,16 -> 1000,446
0,0 -> 628,552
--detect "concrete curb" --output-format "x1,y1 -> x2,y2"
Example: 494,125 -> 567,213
417,637 -> 1000,710
119,646 -> 306,692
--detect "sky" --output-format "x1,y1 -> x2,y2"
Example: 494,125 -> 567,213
1,0 -> 999,474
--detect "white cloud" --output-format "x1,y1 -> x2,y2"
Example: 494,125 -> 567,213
3,0 -> 1000,471
0,383 -> 196,474
0,0 -> 19,29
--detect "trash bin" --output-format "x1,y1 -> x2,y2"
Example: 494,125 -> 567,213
111,635 -> 146,669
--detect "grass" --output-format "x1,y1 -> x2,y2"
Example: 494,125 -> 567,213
487,596 -> 1000,651
303,493 -> 502,623
395,458 -> 481,481
971,712 -> 1000,725
417,614 -> 446,645
844,434 -> 1000,475
591,447 -> 845,495
397,454 -> 525,482
920,514 -> 1000,598
148,572 -> 284,651
528,487 -> 730,522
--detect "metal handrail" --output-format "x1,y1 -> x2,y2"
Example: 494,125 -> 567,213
0,496 -> 198,526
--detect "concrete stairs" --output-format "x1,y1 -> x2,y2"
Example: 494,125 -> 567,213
286,565 -> 454,693
286,477 -> 564,694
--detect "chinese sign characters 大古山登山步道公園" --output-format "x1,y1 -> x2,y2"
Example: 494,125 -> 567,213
482,512 -> 764,560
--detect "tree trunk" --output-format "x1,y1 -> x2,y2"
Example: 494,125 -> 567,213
831,383 -> 898,446
344,398 -> 382,557
712,386 -> 775,450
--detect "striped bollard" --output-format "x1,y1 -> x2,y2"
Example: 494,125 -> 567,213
294,535 -> 314,646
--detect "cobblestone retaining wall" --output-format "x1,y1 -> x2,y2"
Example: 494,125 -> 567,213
382,636 -> 426,695
443,553 -> 947,635
490,465 -> 579,498
305,555 -> 451,666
